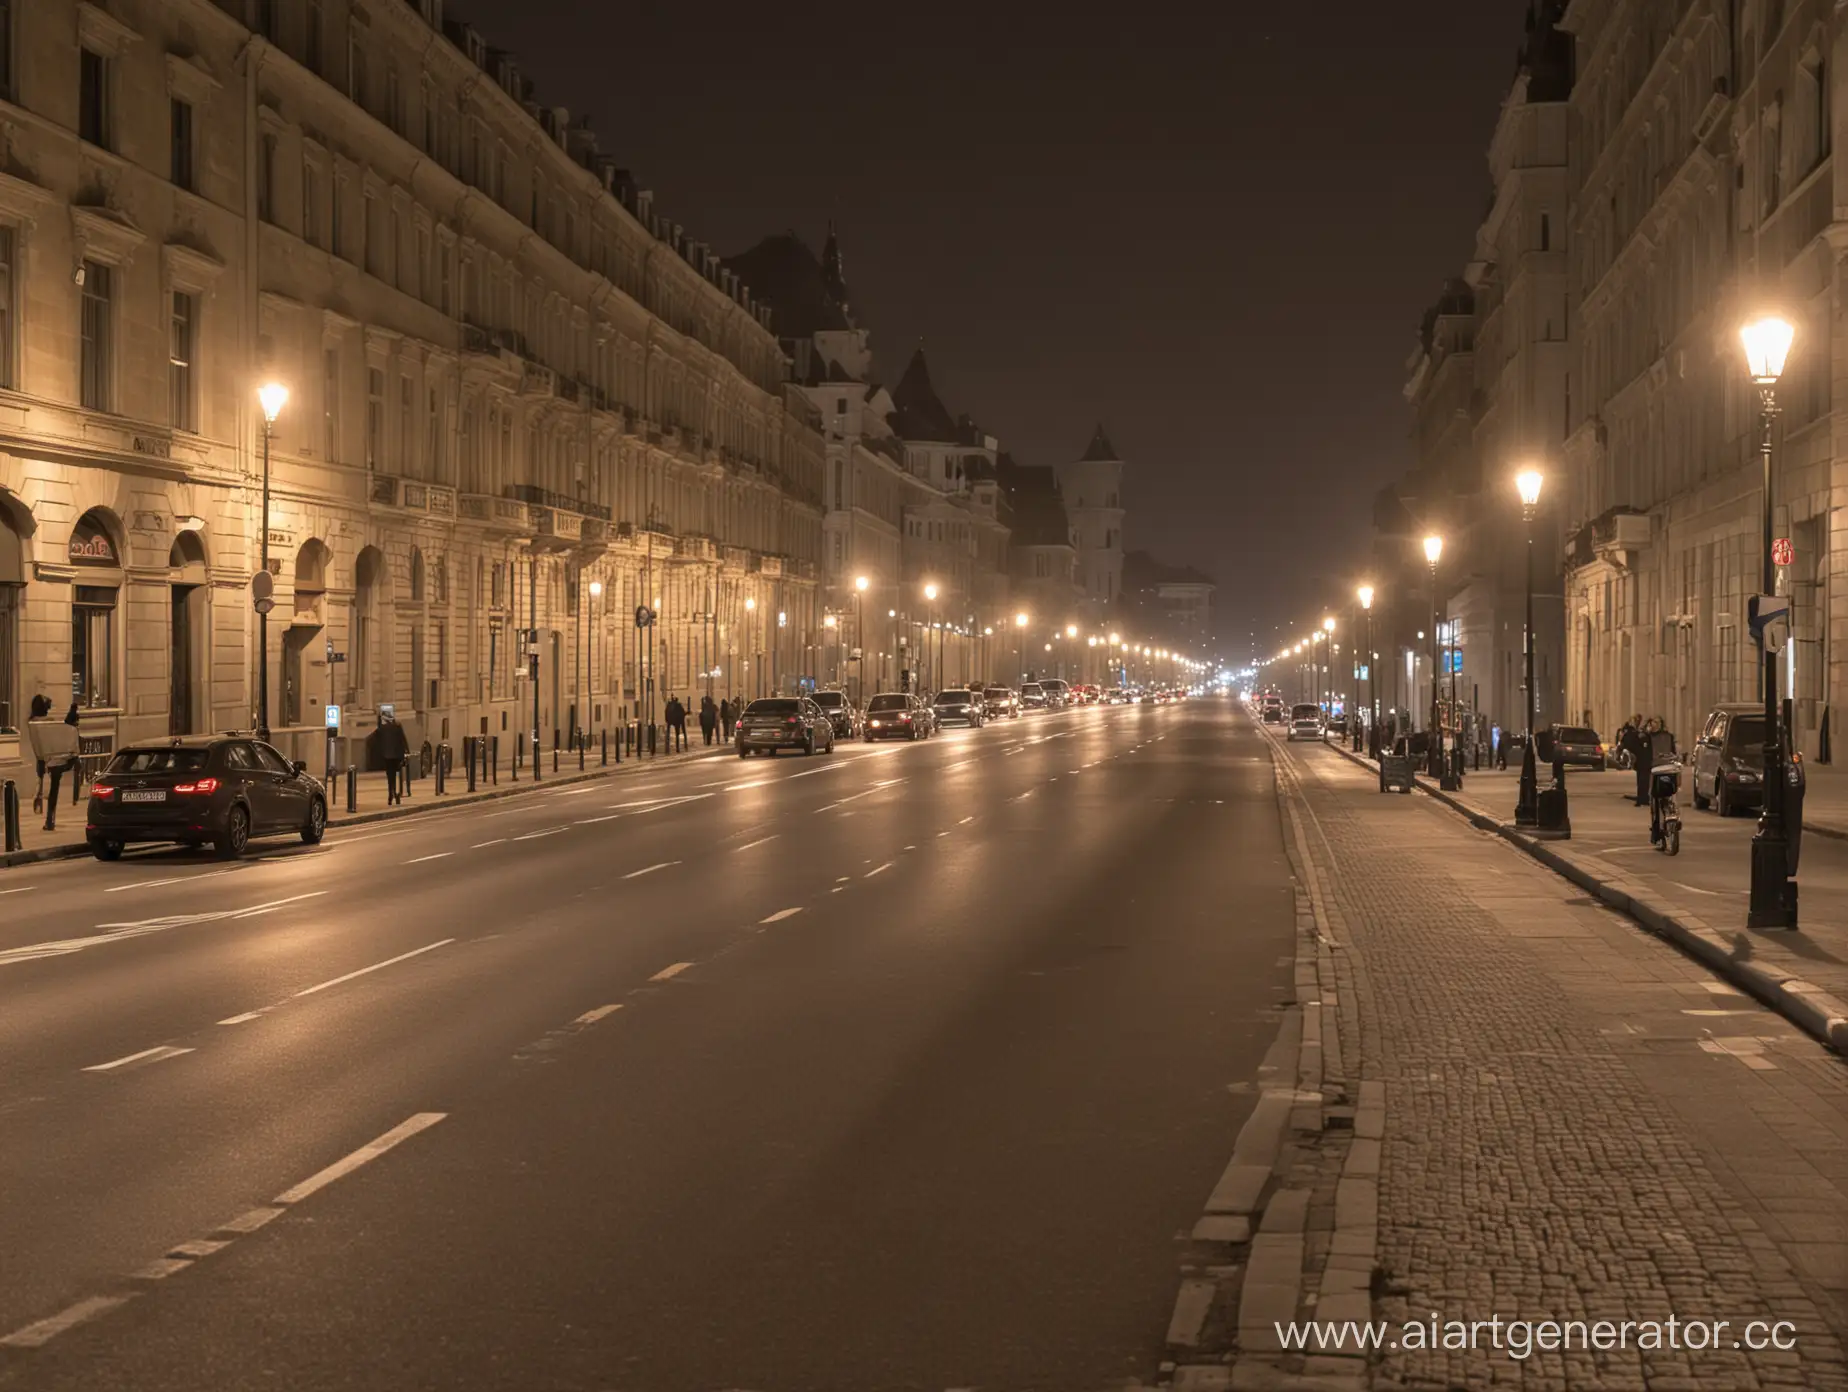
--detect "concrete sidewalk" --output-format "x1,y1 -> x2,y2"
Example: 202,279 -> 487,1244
0,737 -> 733,868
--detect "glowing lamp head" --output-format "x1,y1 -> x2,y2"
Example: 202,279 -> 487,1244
257,382 -> 289,424
924,583 -> 939,602
824,613 -> 837,628
855,575 -> 869,592
588,580 -> 603,598
1015,612 -> 1028,627
1423,535 -> 1444,566
1357,584 -> 1374,610
1515,468 -> 1544,509
1065,624 -> 1078,638
745,597 -> 756,611
1741,316 -> 1795,384
1322,616 -> 1335,633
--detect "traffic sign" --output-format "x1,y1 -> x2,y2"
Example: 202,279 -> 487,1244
634,605 -> 655,629
250,570 -> 273,613
327,651 -> 346,664
1749,593 -> 1790,651
1773,537 -> 1794,567
324,703 -> 341,729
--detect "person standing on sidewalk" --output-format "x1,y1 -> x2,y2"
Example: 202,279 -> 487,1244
377,710 -> 409,805
664,695 -> 687,752
698,695 -> 718,746
719,698 -> 734,738
22,693 -> 51,814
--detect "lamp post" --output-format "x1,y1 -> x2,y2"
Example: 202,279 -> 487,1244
854,575 -> 869,707
1514,469 -> 1544,826
777,610 -> 787,694
924,583 -> 939,691
586,578 -> 602,745
1321,617 -> 1335,722
1357,585 -> 1375,754
824,612 -> 838,688
745,596 -> 758,699
1742,315 -> 1799,929
1014,611 -> 1028,681
255,382 -> 288,743
1423,535 -> 1444,779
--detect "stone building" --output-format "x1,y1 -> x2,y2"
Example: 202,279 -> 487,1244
0,0 -> 826,787
1053,424 -> 1125,621
1559,0 -> 1840,753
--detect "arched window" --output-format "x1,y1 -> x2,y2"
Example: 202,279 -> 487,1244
353,545 -> 385,703
69,509 -> 123,709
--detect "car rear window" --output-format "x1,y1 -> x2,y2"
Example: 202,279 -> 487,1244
1555,727 -> 1599,743
812,692 -> 845,708
109,747 -> 211,774
1725,717 -> 1766,751
1021,684 -> 1042,694
746,699 -> 800,715
1292,704 -> 1321,719
934,690 -> 972,703
868,695 -> 908,712
985,688 -> 1008,697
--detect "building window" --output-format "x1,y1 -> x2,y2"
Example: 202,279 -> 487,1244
79,48 -> 109,148
347,30 -> 368,108
302,163 -> 321,247
330,175 -> 345,260
489,617 -> 508,698
366,367 -> 384,466
426,385 -> 442,480
168,292 -> 196,432
0,226 -> 14,391
1539,212 -> 1550,251
305,0 -> 323,72
0,0 -> 12,101
258,133 -> 277,221
170,99 -> 195,191
323,347 -> 340,463
362,192 -> 379,275
72,584 -> 116,708
399,375 -> 413,473
79,260 -> 112,412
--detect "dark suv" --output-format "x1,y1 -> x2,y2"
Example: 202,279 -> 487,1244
735,697 -> 837,757
810,690 -> 859,740
86,736 -> 328,860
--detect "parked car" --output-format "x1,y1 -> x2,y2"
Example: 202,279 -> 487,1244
810,689 -> 859,740
1326,713 -> 1349,738
1019,682 -> 1048,710
1286,703 -> 1325,741
1547,723 -> 1608,771
1040,679 -> 1070,708
1261,701 -> 1285,724
735,696 -> 837,757
982,686 -> 1020,720
932,688 -> 984,728
86,735 -> 328,860
865,692 -> 932,741
1691,703 -> 1767,815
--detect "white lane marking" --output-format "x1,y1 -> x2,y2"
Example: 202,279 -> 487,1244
0,886 -> 36,895
546,786 -> 598,797
217,1010 -> 266,1026
1684,1009 -> 1756,1016
292,939 -> 454,998
604,794 -> 713,812
169,1238 -> 231,1259
865,862 -> 894,877
787,761 -> 854,779
1701,981 -> 1742,995
649,961 -> 694,981
130,1257 -> 193,1282
1671,882 -> 1721,896
574,815 -> 620,824
623,861 -> 679,879
735,835 -> 779,851
700,778 -> 737,788
103,876 -> 194,893
760,907 -> 803,923
0,1294 -> 136,1349
0,894 -> 327,968
513,826 -> 570,841
574,1004 -> 623,1025
404,852 -> 453,864
217,1206 -> 285,1235
959,816 -> 974,825
902,844 -> 916,851
272,1112 -> 448,1206
726,779 -> 769,791
470,838 -> 507,848
83,1044 -> 195,1072
937,830 -> 951,837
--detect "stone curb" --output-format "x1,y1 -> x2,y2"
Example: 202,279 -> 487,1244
0,744 -> 732,871
1320,738 -> 1848,1058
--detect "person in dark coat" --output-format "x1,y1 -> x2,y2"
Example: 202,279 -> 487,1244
698,695 -> 719,746
1619,715 -> 1648,805
664,695 -> 687,752
377,710 -> 410,804
719,698 -> 733,736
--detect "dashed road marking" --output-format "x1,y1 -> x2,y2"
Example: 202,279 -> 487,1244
623,861 -> 680,879
574,1004 -> 623,1025
0,1295 -> 135,1348
865,862 -> 894,878
735,835 -> 779,851
292,939 -> 454,998
513,826 -> 570,841
273,1112 -> 448,1205
760,907 -> 803,923
471,838 -> 507,848
83,1044 -> 194,1073
649,961 -> 694,981
404,852 -> 453,864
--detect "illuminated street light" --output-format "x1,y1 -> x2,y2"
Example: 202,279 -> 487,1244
1514,469 -> 1544,827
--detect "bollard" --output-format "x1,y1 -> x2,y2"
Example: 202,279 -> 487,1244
465,737 -> 477,792
345,765 -> 357,814
435,744 -> 446,796
601,729 -> 608,766
491,734 -> 500,785
553,745 -> 558,773
648,723 -> 657,756
579,734 -> 586,770
2,778 -> 19,853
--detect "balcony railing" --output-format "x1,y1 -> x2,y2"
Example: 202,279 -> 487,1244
504,483 -> 611,523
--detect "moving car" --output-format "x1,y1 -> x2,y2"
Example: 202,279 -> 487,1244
1690,703 -> 1766,815
1040,679 -> 1070,708
735,696 -> 837,757
1547,723 -> 1607,771
1019,682 -> 1048,710
1286,703 -> 1325,740
1103,687 -> 1128,705
86,735 -> 328,860
982,686 -> 1020,720
810,689 -> 859,740
864,692 -> 932,740
932,689 -> 984,728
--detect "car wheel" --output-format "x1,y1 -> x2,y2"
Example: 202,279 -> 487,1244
91,838 -> 124,861
216,803 -> 250,859
302,797 -> 327,844
1715,779 -> 1731,817
804,733 -> 815,756
1691,777 -> 1710,811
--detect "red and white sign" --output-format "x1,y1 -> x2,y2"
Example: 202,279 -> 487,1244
1773,537 -> 1795,567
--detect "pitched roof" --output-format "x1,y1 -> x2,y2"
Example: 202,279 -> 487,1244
722,233 -> 850,339
891,347 -> 959,442
1080,423 -> 1119,462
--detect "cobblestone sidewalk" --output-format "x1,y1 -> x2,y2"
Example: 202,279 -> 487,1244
1276,740 -> 1848,1391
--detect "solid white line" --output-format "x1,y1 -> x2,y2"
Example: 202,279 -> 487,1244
574,815 -> 620,824
513,826 -> 569,841
104,876 -> 192,893
83,1044 -> 194,1072
217,1010 -> 266,1026
623,861 -> 679,879
937,830 -> 950,836
735,835 -> 779,851
293,939 -> 454,998
865,862 -> 894,877
272,1112 -> 447,1206
959,816 -> 974,824
1671,882 -> 1722,896
470,838 -> 507,848
0,886 -> 36,895
649,961 -> 694,981
574,1004 -> 623,1024
0,1294 -> 135,1349
404,852 -> 453,864
760,907 -> 803,923
726,779 -> 769,791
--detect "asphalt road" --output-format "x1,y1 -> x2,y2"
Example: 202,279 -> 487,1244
0,699 -> 1294,1391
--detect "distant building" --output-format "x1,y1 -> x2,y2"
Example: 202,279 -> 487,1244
1053,425 -> 1126,620
1122,551 -> 1216,655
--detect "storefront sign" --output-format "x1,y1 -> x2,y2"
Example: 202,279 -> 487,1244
68,532 -> 116,564
131,434 -> 171,459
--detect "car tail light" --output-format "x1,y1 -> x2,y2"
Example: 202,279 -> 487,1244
173,777 -> 220,795
786,716 -> 800,726
89,783 -> 114,799
898,714 -> 911,722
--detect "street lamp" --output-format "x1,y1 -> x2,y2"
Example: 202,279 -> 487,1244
1322,616 -> 1335,718
1357,584 -> 1375,755
745,596 -> 759,699
585,578 -> 602,745
1514,468 -> 1544,826
923,583 -> 940,690
854,575 -> 870,706
1741,314 -> 1799,928
1423,534 -> 1444,779
824,611 -> 838,690
255,382 -> 288,742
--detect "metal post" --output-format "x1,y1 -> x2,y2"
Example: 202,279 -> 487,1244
435,745 -> 446,796
601,728 -> 608,766
1517,505 -> 1540,826
345,765 -> 356,814
465,736 -> 477,792
1749,385 -> 1797,928
530,555 -> 542,783
1427,563 -> 1443,778
257,418 -> 272,742
491,733 -> 499,785
2,779 -> 19,853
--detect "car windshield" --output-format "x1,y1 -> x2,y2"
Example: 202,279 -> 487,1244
1021,684 -> 1043,695
934,691 -> 972,704
1556,727 -> 1599,743
1292,705 -> 1321,720
984,688 -> 1008,697
746,699 -> 800,715
1725,717 -> 1767,752
107,747 -> 211,774
811,692 -> 846,708
867,695 -> 908,712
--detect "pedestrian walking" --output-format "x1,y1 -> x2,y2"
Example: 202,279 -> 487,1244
22,693 -> 51,813
377,709 -> 409,804
26,700 -> 80,832
665,695 -> 687,752
719,698 -> 733,736
699,694 -> 718,746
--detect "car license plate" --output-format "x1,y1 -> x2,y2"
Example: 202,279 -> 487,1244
122,789 -> 167,803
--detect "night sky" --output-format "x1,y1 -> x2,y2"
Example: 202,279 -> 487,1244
455,0 -> 1530,660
